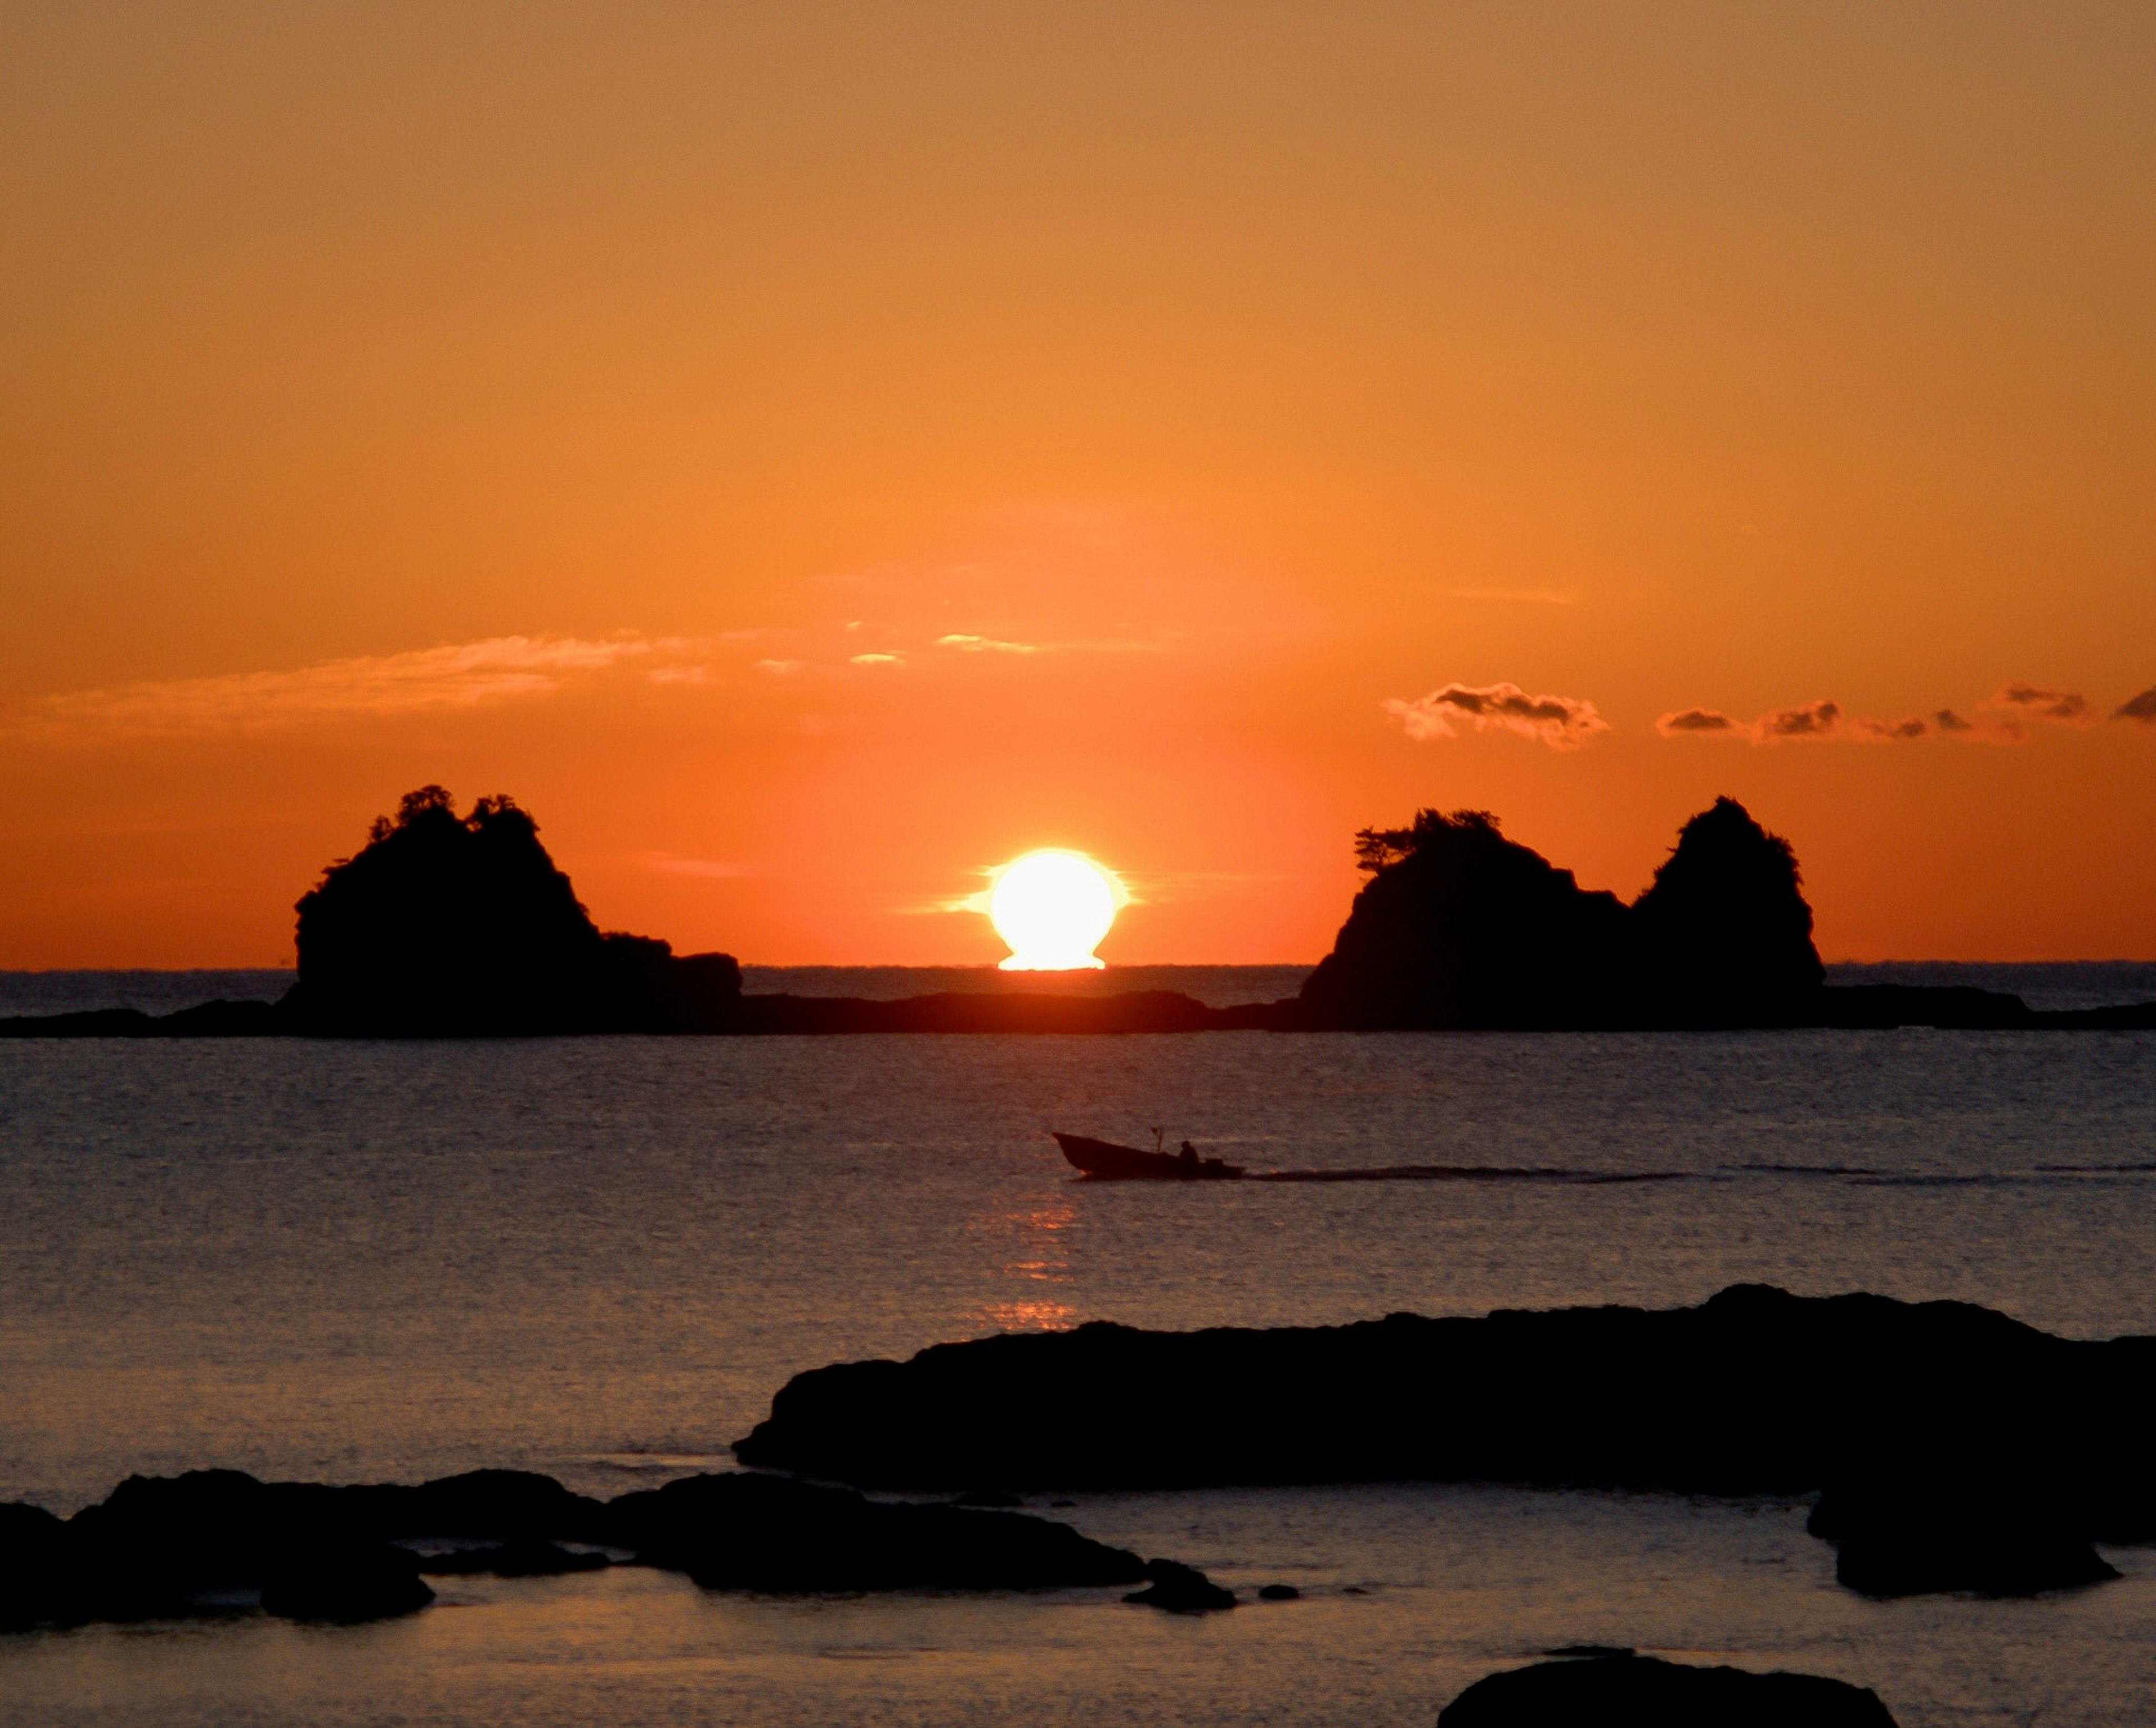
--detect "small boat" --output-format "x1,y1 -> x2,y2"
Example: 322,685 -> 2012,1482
1053,1132 -> 1246,1181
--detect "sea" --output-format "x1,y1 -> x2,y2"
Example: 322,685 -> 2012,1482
3,962 -> 2156,1727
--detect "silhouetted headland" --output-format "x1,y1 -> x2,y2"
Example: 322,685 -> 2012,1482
4,788 -> 2152,1035
0,1464 -> 1229,1629
735,1284 -> 2153,1595
1437,1653 -> 1900,1727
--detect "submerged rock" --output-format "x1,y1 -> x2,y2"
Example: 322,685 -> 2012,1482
0,1464 -> 1191,1631
1122,1559 -> 1236,1612
413,1539 -> 610,1577
1437,1653 -> 1899,1727
1809,1475 -> 2118,1597
259,1543 -> 435,1622
603,1471 -> 1148,1592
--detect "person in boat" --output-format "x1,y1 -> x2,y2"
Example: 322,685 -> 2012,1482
1179,1139 -> 1200,1173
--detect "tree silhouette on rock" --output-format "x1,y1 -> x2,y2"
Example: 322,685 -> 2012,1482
286,787 -> 740,1036
1298,809 -> 1632,1029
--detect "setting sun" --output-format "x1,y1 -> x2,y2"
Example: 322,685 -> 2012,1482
986,850 -> 1122,971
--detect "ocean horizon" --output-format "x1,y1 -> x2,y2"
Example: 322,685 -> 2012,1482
6,959 -> 2156,1019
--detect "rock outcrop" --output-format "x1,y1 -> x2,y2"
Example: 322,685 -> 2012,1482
1437,1653 -> 1899,1727
1632,796 -> 1825,1022
733,1285 -> 2156,1593
602,1471 -> 1146,1592
1807,1472 -> 2119,1597
1121,1558 -> 1237,1612
0,1465 -> 1160,1630
1294,799 -> 1825,1029
1295,809 -> 1634,1029
281,786 -> 742,1036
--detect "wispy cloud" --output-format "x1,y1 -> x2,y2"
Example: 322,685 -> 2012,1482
849,652 -> 904,667
1658,679 -> 2129,746
937,633 -> 1038,654
1990,681 -> 2094,726
1851,714 -> 1930,741
1656,707 -> 1736,736
1383,682 -> 1610,749
7,635 -> 655,736
1751,699 -> 1843,741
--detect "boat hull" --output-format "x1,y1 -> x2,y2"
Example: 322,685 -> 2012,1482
1052,1133 -> 1246,1181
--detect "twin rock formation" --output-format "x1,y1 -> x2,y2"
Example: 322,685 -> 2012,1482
20,785 -> 2120,1038
1298,797 -> 1822,1029
291,788 -> 1837,1033
278,787 -> 1829,1034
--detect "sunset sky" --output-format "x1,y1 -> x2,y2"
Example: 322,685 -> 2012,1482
5,3 -> 2154,967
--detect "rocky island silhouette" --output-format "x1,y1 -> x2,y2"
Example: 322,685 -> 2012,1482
4,786 -> 2152,1036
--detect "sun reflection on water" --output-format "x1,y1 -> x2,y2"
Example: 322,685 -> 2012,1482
968,1200 -> 1079,1332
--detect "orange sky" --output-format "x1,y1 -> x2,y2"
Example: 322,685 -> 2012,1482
4,3 -> 2154,967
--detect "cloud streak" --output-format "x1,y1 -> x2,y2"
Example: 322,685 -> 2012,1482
1655,707 -> 1735,736
1658,678 -> 2141,746
937,633 -> 1038,654
6,636 -> 659,736
1659,699 -> 1968,745
1383,682 -> 1610,749
1992,681 -> 2093,725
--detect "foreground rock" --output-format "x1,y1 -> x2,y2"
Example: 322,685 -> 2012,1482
736,1285 -> 2156,1501
0,1466 -> 1158,1630
604,1472 -> 1146,1591
1808,1475 -> 2119,1597
1122,1558 -> 1237,1612
734,1284 -> 2156,1586
1,1467 -> 610,1626
259,1544 -> 435,1621
416,1540 -> 611,1577
1437,1654 -> 1898,1727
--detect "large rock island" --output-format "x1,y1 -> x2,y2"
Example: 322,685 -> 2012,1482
282,786 -> 745,1036
4,788 -> 2150,1036
1292,797 -> 1825,1029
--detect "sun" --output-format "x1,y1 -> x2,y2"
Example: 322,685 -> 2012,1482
987,850 -> 1122,970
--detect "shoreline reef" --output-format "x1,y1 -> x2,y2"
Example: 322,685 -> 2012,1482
4,787 -> 2153,1037
1,1467 -> 1196,1630
736,1283 -> 2154,1598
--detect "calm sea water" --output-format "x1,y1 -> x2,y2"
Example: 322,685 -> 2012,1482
4,984 -> 2156,1726
6,959 -> 2155,1016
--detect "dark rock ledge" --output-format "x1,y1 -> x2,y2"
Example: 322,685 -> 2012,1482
1437,1653 -> 1899,1727
735,1284 -> 2154,1596
0,1467 -> 1188,1630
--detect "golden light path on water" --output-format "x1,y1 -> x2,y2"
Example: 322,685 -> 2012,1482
986,850 -> 1122,971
